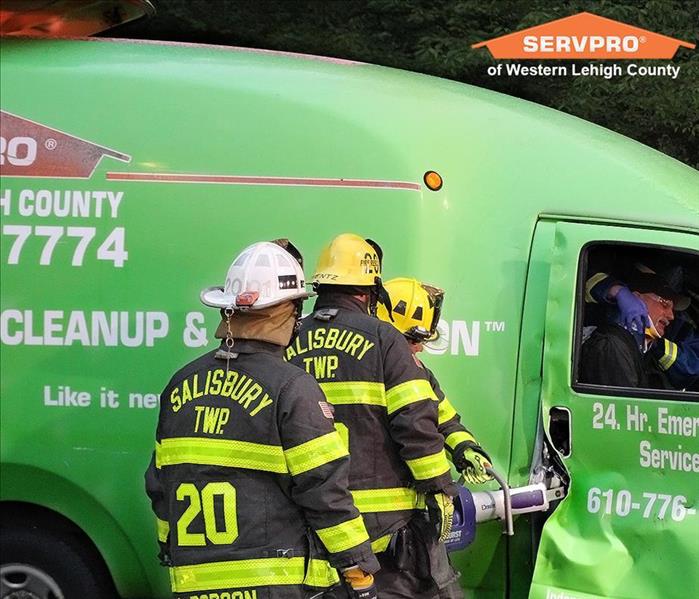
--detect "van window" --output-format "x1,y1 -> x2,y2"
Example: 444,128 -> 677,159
573,243 -> 699,399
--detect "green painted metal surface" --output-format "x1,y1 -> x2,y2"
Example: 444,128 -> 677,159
1,38 -> 698,598
530,222 -> 699,599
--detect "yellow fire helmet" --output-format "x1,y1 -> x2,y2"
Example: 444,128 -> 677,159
377,277 -> 445,342
312,233 -> 383,287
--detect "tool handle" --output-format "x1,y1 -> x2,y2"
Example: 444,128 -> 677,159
486,467 -> 514,536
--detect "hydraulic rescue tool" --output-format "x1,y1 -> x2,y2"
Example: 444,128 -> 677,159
445,467 -> 567,552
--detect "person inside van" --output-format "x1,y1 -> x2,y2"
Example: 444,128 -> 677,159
584,269 -> 697,390
580,269 -> 690,389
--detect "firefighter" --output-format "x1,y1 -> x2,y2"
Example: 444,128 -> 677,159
145,239 -> 379,599
287,234 -> 460,598
376,278 -> 493,487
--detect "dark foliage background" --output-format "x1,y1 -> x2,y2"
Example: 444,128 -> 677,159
110,0 -> 699,168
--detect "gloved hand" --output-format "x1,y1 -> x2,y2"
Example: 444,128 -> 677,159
425,492 -> 454,543
615,286 -> 650,333
453,441 -> 493,485
342,566 -> 378,599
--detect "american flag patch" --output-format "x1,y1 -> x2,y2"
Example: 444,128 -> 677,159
318,401 -> 334,419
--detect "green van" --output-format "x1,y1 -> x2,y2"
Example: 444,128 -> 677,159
1,34 -> 697,599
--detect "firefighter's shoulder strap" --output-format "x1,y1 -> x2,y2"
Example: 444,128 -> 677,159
313,308 -> 339,321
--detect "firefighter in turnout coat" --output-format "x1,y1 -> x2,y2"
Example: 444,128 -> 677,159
287,234 -> 461,598
145,240 -> 379,599
377,278 -> 493,487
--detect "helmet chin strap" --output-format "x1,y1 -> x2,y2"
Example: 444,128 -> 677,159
372,277 -> 394,320
288,299 -> 305,344
214,307 -> 238,372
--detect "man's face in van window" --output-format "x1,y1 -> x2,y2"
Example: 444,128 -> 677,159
636,292 -> 674,336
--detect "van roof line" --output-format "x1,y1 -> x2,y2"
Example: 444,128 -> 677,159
14,35 -> 364,66
538,213 -> 699,235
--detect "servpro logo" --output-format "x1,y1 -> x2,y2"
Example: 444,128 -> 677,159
472,12 -> 694,59
524,34 -> 639,54
0,111 -> 130,178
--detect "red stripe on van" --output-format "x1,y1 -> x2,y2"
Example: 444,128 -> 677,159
105,172 -> 421,191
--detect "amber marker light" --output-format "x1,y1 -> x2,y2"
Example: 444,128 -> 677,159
424,170 -> 443,191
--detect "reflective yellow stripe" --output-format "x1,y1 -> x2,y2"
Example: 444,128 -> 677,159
668,340 -> 678,368
284,431 -> 348,476
438,398 -> 458,425
156,518 -> 169,543
157,437 -> 287,473
319,381 -> 385,406
658,339 -> 678,371
386,379 -> 437,415
371,533 -> 392,553
585,272 -> 609,303
171,557 -> 306,591
154,441 -> 162,468
351,487 -> 426,512
316,515 -> 369,553
304,558 -> 341,587
406,450 -> 450,480
445,430 -> 476,451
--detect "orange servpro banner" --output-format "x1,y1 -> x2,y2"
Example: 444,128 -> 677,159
472,12 -> 695,59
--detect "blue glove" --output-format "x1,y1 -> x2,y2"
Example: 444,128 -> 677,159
615,286 -> 650,333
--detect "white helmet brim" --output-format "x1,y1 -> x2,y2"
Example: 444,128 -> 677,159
200,285 -> 316,310
200,286 -> 233,309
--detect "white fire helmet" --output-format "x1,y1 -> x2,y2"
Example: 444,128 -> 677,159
200,241 -> 315,310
